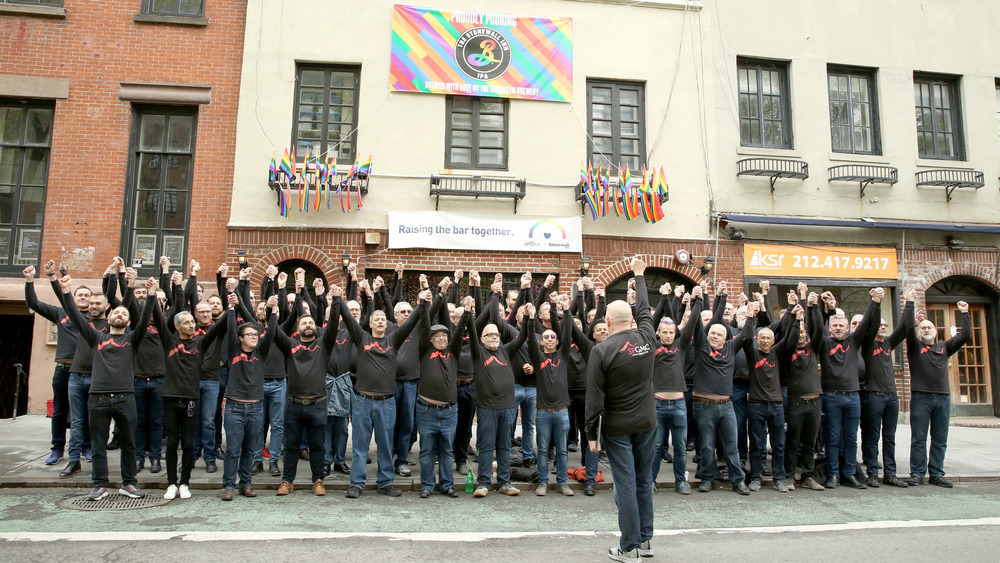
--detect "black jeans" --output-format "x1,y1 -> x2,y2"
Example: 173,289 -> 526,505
88,393 -> 137,488
163,397 -> 198,486
453,381 -> 476,465
784,396 -> 821,480
282,398 -> 327,483
862,391 -> 900,478
51,364 -> 71,452
569,389 -> 588,464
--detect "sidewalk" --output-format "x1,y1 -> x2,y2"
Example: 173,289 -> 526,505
2,414 -> 998,491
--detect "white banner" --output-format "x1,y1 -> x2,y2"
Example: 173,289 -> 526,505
389,211 -> 582,252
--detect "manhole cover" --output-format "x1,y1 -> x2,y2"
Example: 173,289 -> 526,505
60,492 -> 171,511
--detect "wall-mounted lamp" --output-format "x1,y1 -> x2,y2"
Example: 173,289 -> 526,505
947,237 -> 964,250
700,256 -> 715,275
237,250 -> 248,268
342,251 -> 352,273
580,255 -> 591,277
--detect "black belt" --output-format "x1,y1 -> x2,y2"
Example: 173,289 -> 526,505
264,377 -> 285,382
290,396 -> 325,405
418,398 -> 455,410
694,396 -> 731,404
866,390 -> 896,395
355,391 -> 392,401
457,380 -> 474,387
825,390 -> 858,395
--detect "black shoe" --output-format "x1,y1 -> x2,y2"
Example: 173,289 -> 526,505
661,452 -> 673,463
929,476 -> 954,488
378,485 -> 402,497
583,483 -> 596,496
761,466 -> 772,477
252,460 -> 264,475
59,460 -> 81,478
884,475 -> 909,488
442,487 -> 459,498
521,458 -> 536,468
733,481 -> 750,495
323,463 -> 331,477
269,461 -> 281,476
598,452 -> 608,463
366,456 -> 372,465
345,486 -> 363,499
136,460 -> 145,473
419,489 -> 431,498
150,460 -> 162,473
567,442 -> 579,452
906,476 -> 923,487
205,461 -> 218,473
824,476 -> 839,489
686,442 -> 695,452
698,481 -> 713,493
866,475 -> 880,488
334,462 -> 350,475
843,475 -> 866,489
107,437 -> 120,451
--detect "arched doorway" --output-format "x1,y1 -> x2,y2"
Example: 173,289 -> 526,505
605,267 -> 697,305
925,276 -> 1000,417
276,259 -> 328,315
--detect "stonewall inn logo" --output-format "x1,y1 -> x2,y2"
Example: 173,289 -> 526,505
455,27 -> 513,81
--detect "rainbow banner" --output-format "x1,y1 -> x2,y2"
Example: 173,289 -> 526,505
390,4 -> 573,102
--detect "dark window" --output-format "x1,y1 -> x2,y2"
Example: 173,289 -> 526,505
587,80 -> 645,172
0,101 -> 53,271
914,74 -> 964,160
445,97 -> 508,170
121,106 -> 197,273
292,65 -> 360,165
738,58 -> 792,149
3,0 -> 64,5
828,67 -> 880,154
142,0 -> 204,17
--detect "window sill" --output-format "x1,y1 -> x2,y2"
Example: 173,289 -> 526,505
0,4 -> 66,18
440,168 -> 513,177
133,13 -> 208,27
914,159 -> 972,170
828,152 -> 890,165
736,146 -> 801,159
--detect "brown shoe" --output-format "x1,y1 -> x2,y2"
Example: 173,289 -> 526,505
276,481 -> 293,495
239,486 -> 257,498
313,479 -> 326,496
221,489 -> 234,501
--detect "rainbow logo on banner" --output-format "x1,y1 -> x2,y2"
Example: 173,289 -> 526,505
528,219 -> 567,240
390,5 -> 573,102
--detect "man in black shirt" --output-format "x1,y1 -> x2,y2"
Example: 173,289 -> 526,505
904,298 -> 971,487
61,273 -> 156,501
860,288 -> 913,488
585,258 -> 658,562
781,301 -> 825,491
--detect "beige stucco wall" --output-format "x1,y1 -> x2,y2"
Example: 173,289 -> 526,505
230,0 -> 714,240
710,0 -> 1000,245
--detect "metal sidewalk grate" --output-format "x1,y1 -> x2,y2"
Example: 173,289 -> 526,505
59,492 -> 171,511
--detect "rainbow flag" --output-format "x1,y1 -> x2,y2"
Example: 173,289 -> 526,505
269,150 -> 277,182
658,166 -> 670,200
638,166 -> 653,223
651,166 -> 666,222
326,152 -> 333,209
594,164 -> 604,217
278,148 -> 293,178
358,154 -> 373,177
602,166 -> 612,216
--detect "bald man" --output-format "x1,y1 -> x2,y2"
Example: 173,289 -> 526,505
904,298 -> 971,487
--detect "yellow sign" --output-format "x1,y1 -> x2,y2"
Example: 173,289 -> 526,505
744,244 -> 898,279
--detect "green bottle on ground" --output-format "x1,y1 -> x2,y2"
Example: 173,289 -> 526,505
465,468 -> 474,493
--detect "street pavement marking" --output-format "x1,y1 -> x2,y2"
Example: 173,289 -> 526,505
2,517 -> 1000,542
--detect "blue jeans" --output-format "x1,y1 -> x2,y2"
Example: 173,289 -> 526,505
477,406 -> 516,488
822,391 -> 860,479
87,393 -> 137,487
732,379 -> 750,461
195,380 -> 220,463
393,380 -> 418,468
536,408 -> 569,486
325,415 -> 349,464
748,401 -> 786,481
693,400 -> 745,485
223,400 -> 264,490
862,391 -> 900,477
651,397 -> 688,485
51,364 -> 71,452
133,377 -> 163,463
350,394 -> 396,489
603,430 -> 655,553
909,391 -> 950,479
513,385 -> 536,460
281,398 -> 326,483
68,373 -> 92,461
416,399 -> 458,492
255,379 -> 286,462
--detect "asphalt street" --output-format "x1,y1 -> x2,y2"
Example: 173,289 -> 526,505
1,481 -> 998,561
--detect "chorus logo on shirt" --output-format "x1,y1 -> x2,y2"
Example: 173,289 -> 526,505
619,341 -> 650,357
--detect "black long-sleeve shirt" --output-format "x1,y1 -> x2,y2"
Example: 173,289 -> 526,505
155,302 -> 228,399
526,311 -> 573,410
584,275 -> 657,441
417,307 -> 469,404
468,313 -> 529,409
904,305 -> 971,394
64,288 -> 154,393
861,301 -> 911,393
810,300 -> 877,392
744,318 -> 797,403
225,309 -> 276,401
653,298 -> 699,394
53,278 -> 109,375
25,280 -> 78,363
691,296 -> 753,397
340,297 -> 424,395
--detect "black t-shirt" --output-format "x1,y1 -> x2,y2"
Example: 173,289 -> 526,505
26,281 -> 78,363
225,309 -> 276,401
154,301 -> 229,399
416,309 -> 469,403
340,298 -> 424,395
744,317 -> 796,402
904,304 -> 971,394
860,301 -> 910,393
526,313 -> 572,410
469,314 -> 529,409
652,298 -> 698,393
691,296 -> 753,397
810,300 -> 877,392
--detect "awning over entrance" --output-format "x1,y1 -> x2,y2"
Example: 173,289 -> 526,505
718,213 -> 1000,234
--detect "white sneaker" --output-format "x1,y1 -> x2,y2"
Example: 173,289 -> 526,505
178,484 -> 191,499
164,484 -> 178,500
608,547 -> 640,562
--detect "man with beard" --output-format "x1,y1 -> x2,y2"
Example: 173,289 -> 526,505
60,272 -> 156,500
